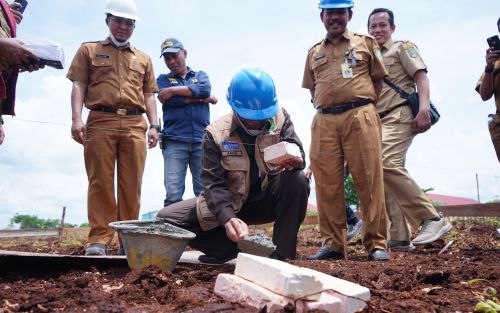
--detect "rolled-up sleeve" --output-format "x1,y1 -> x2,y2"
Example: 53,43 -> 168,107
187,71 -> 211,98
201,131 -> 237,225
157,74 -> 185,106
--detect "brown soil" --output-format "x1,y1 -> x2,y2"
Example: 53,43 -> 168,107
1,221 -> 499,312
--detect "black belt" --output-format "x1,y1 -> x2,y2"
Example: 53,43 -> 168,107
316,99 -> 372,115
92,106 -> 145,116
378,102 -> 408,119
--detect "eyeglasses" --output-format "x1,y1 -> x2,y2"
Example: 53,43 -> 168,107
109,17 -> 135,28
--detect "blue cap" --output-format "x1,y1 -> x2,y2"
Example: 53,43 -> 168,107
226,68 -> 279,121
319,0 -> 354,9
160,38 -> 184,57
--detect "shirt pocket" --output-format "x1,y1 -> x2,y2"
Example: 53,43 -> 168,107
90,59 -> 113,82
383,57 -> 398,75
311,56 -> 329,81
128,59 -> 146,86
351,52 -> 368,75
221,154 -> 248,200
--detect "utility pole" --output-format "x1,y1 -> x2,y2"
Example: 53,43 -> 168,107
475,173 -> 481,203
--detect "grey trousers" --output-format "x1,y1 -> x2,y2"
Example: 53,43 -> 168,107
157,170 -> 310,259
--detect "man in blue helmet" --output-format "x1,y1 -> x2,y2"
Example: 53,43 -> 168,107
303,0 -> 390,261
157,68 -> 310,264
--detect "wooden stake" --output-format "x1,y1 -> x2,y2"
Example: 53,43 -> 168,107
58,206 -> 66,242
342,228 -> 348,260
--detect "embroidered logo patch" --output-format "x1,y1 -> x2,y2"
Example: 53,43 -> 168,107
406,47 -> 418,58
168,78 -> 178,83
221,140 -> 240,150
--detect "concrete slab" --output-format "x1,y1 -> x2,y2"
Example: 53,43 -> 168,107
215,273 -> 342,313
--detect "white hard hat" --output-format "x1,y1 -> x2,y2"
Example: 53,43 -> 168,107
105,0 -> 139,21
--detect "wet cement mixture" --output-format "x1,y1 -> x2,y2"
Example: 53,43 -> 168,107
0,221 -> 499,312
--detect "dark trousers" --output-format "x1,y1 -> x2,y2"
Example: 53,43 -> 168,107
157,170 -> 310,259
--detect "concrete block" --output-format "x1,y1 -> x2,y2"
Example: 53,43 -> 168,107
303,268 -> 370,313
237,233 -> 275,257
234,253 -> 323,300
263,142 -> 301,164
214,273 -> 342,313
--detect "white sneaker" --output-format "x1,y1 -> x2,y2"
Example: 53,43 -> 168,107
412,216 -> 452,245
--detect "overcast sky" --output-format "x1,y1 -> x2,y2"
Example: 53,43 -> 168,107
0,0 -> 499,228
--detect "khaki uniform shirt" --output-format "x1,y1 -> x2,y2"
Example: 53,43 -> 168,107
66,38 -> 157,111
377,39 -> 427,113
302,30 -> 387,108
476,60 -> 500,116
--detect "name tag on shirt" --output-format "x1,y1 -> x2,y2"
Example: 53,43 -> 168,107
341,63 -> 353,79
95,54 -> 110,59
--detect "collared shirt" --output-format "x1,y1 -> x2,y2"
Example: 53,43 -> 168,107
377,39 -> 427,113
66,38 -> 157,111
157,67 -> 211,142
302,30 -> 387,108
476,60 -> 500,116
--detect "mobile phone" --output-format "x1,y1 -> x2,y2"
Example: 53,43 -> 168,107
487,35 -> 500,51
13,0 -> 28,13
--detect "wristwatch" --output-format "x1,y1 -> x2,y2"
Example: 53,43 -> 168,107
149,124 -> 160,131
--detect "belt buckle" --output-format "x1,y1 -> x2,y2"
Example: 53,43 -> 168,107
117,108 -> 127,115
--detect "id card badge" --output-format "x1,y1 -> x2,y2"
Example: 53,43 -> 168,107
341,63 -> 353,79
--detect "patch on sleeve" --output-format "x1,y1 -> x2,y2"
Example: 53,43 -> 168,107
406,47 -> 418,58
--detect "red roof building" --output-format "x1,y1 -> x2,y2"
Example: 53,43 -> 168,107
426,193 -> 480,206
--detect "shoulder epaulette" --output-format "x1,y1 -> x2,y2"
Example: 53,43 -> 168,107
308,40 -> 324,52
352,32 -> 375,40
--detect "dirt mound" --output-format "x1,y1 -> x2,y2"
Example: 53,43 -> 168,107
1,221 -> 499,312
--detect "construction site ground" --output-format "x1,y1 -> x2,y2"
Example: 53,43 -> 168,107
0,221 -> 498,313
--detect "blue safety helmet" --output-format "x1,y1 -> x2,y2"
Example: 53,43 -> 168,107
226,68 -> 278,121
319,0 -> 354,9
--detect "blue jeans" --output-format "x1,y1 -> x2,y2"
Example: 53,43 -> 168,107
162,140 -> 203,207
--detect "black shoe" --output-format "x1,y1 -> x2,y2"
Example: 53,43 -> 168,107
198,253 -> 238,265
368,248 -> 390,261
269,250 -> 286,261
305,246 -> 343,260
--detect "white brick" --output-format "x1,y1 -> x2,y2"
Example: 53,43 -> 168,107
234,253 -> 323,300
263,142 -> 301,164
303,269 -> 370,313
214,274 -> 342,313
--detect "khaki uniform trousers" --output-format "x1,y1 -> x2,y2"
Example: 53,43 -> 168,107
84,111 -> 148,245
310,104 -> 387,253
381,106 -> 438,242
489,114 -> 500,163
